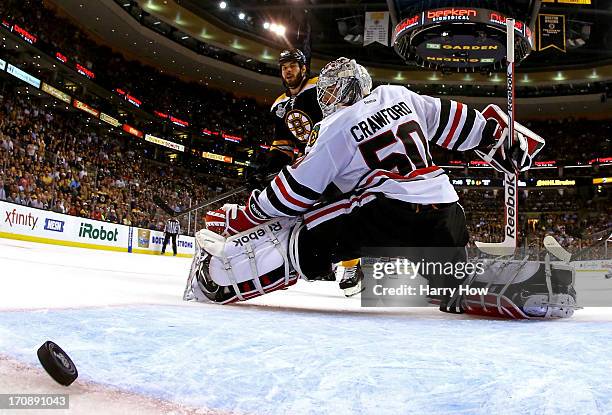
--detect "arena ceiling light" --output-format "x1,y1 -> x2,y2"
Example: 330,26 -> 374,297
266,23 -> 286,36
219,2 -> 227,10
238,12 -> 245,20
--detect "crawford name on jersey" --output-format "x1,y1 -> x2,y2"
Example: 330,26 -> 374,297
349,101 -> 413,142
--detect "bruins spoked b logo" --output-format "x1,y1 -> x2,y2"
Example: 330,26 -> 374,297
285,109 -> 313,143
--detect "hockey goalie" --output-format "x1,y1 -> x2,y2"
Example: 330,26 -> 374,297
183,57 -> 577,319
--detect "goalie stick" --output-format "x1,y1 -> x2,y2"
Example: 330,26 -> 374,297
475,18 -> 519,257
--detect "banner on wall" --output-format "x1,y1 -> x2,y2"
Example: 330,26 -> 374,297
100,112 -> 121,127
364,11 -> 389,46
73,99 -> 100,118
535,179 -> 576,187
202,151 -> 233,163
593,177 -> 612,184
0,201 -> 194,256
144,134 -> 185,152
41,82 -> 71,104
542,0 -> 590,4
6,64 -> 41,88
538,14 -> 566,52
0,202 -> 128,250
123,124 -> 144,138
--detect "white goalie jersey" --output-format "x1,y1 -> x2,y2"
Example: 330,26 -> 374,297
249,85 -> 497,223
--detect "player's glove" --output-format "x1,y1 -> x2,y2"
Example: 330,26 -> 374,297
204,192 -> 268,236
475,104 -> 545,176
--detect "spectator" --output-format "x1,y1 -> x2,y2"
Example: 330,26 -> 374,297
29,195 -> 43,209
0,178 -> 6,200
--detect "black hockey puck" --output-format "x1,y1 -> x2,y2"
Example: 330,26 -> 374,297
37,341 -> 78,386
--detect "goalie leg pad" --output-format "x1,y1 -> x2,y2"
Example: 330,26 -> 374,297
462,258 -> 577,319
184,218 -> 302,304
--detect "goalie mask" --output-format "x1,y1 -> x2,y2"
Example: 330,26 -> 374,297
317,57 -> 372,118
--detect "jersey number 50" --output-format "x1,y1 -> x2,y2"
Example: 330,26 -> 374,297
358,121 -> 432,175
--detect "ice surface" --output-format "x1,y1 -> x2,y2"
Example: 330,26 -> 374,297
1,238 -> 612,414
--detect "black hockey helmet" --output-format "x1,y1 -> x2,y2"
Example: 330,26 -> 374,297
279,49 -> 306,67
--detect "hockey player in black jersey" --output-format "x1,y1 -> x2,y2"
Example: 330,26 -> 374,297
186,58 -> 576,319
256,49 -> 362,295
266,49 -> 321,171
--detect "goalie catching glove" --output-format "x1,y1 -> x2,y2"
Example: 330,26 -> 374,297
475,104 -> 545,176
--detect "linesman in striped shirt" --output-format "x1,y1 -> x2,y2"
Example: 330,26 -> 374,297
161,217 -> 180,256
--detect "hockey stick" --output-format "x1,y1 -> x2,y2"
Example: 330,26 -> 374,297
475,18 -> 518,257
545,228 -> 612,262
543,235 -> 572,263
152,195 -> 179,217
174,173 -> 276,218
170,186 -> 248,218
152,184 -> 249,219
152,188 -> 246,218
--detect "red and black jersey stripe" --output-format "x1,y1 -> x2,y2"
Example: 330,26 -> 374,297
281,167 -> 320,201
431,99 -> 451,144
263,169 -> 321,216
452,107 -> 478,150
431,99 -> 484,151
